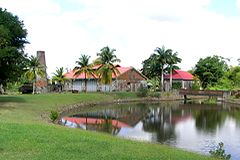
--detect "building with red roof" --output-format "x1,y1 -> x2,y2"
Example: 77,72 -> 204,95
64,66 -> 147,92
164,70 -> 194,90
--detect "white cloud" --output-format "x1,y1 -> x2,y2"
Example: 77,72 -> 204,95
1,0 -> 240,77
237,0 -> 240,9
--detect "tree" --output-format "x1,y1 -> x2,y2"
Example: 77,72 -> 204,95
141,54 -> 162,91
25,55 -> 45,94
141,46 -> 181,91
141,53 -> 162,79
166,52 -> 182,90
227,66 -> 240,87
95,46 -> 120,91
52,67 -> 68,92
0,8 -> 28,88
193,55 -> 228,89
154,46 -> 175,91
74,54 -> 95,92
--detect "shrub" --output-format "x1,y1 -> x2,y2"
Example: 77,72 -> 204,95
192,80 -> 201,90
136,85 -> 148,97
162,91 -> 171,97
172,82 -> 182,90
209,142 -> 231,160
148,92 -> 160,98
50,110 -> 59,122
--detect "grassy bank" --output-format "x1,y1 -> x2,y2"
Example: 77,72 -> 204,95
0,93 -> 215,160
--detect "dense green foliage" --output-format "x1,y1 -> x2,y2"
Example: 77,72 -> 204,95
208,66 -> 240,90
193,55 -> 228,89
142,54 -> 162,79
0,8 -> 28,87
227,66 -> 240,87
141,46 -> 181,91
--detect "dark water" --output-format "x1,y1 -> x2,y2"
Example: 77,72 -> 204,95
61,101 -> 240,159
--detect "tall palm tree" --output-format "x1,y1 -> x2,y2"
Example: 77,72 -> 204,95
25,55 -> 45,94
95,46 -> 121,91
166,52 -> 182,90
52,67 -> 68,92
154,46 -> 172,91
74,54 -> 95,92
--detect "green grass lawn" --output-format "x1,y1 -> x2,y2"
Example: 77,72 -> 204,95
0,93 -> 216,160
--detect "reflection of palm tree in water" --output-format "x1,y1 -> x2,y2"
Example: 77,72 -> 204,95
193,110 -> 227,133
142,107 -> 176,143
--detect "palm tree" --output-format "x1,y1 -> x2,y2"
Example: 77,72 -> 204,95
96,46 -> 121,64
166,52 -> 182,90
74,54 -> 95,92
52,67 -> 68,92
95,46 -> 121,91
154,46 -> 171,91
25,55 -> 45,94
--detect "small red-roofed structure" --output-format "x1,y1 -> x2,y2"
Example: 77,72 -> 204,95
164,70 -> 194,90
63,66 -> 147,92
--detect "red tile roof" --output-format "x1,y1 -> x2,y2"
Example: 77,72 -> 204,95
164,70 -> 193,81
65,66 -> 132,79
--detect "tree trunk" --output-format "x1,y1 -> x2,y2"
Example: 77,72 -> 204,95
170,67 -> 172,91
59,81 -> 62,93
33,81 -> 35,94
84,72 -> 87,93
161,68 -> 164,91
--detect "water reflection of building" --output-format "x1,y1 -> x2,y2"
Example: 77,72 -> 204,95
62,105 -> 149,135
63,117 -> 130,135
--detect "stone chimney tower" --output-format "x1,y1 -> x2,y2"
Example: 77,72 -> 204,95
36,51 -> 48,93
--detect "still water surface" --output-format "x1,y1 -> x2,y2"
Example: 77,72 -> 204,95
61,101 -> 240,159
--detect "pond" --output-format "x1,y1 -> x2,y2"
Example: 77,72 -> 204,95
60,101 -> 240,159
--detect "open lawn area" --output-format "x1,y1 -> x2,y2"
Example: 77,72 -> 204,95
0,93 -> 216,160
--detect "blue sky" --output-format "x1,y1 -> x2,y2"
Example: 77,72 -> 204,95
208,0 -> 240,16
1,0 -> 240,76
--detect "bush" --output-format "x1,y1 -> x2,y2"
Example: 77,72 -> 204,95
209,142 -> 231,160
162,91 -> 171,97
172,82 -> 182,90
192,80 -> 201,90
148,92 -> 160,98
50,110 -> 59,122
136,85 -> 148,97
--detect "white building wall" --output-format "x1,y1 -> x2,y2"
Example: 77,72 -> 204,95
64,79 -> 147,92
72,80 -> 83,91
86,79 -> 98,92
